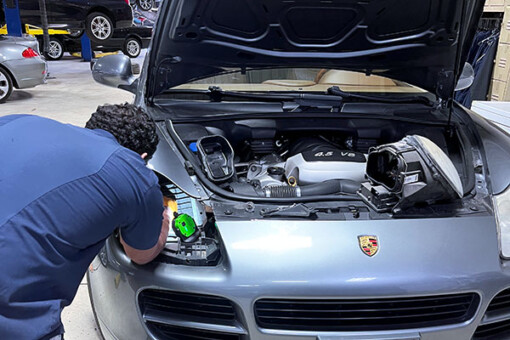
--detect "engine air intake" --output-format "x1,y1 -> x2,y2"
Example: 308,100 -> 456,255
254,293 -> 479,331
486,288 -> 510,313
139,290 -> 245,340
473,319 -> 510,339
139,289 -> 237,322
147,323 -> 242,340
473,288 -> 510,339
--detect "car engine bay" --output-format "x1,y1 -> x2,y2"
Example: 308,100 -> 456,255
172,117 -> 473,210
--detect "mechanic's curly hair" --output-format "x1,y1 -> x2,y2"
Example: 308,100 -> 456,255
85,103 -> 159,157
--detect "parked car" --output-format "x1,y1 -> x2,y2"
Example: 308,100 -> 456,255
130,0 -> 162,12
40,26 -> 152,60
0,35 -> 46,103
89,0 -> 510,339
9,0 -> 133,42
132,4 -> 159,27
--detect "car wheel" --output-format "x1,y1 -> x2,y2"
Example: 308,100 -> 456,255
137,0 -> 153,11
86,13 -> 114,43
68,29 -> 84,38
45,38 -> 64,61
0,68 -> 13,104
123,38 -> 142,58
86,271 -> 106,340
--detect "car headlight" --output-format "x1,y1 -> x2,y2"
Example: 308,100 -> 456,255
160,182 -> 222,266
495,186 -> 510,259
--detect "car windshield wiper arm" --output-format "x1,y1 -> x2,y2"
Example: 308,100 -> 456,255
161,86 -> 434,108
327,86 -> 436,107
162,87 -> 296,101
161,87 -> 351,112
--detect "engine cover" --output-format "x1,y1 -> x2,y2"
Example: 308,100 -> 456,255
285,150 -> 367,185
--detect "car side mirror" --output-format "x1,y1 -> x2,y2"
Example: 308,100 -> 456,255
92,54 -> 139,93
455,63 -> 475,92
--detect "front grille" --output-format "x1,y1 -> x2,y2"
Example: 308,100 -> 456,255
486,288 -> 510,313
255,293 -> 480,331
147,323 -> 241,340
139,289 -> 236,323
472,287 -> 510,339
473,319 -> 510,339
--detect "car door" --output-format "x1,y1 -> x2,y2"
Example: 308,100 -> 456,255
46,0 -> 87,29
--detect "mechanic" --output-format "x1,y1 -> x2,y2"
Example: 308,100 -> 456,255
0,104 -> 170,340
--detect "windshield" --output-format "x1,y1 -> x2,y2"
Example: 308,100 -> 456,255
171,68 -> 427,94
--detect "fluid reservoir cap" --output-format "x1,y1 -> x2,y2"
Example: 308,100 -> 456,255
189,143 -> 198,152
268,167 -> 285,176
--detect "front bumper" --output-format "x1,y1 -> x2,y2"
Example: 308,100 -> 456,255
88,215 -> 510,340
1,57 -> 47,89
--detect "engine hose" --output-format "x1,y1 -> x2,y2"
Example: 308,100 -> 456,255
263,186 -> 302,198
264,180 -> 360,198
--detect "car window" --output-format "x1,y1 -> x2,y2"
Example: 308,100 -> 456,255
172,68 -> 426,93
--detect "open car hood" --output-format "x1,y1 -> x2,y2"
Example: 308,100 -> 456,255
148,0 -> 484,101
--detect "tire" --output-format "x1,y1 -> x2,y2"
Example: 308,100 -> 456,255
137,0 -> 153,11
0,67 -> 14,104
86,12 -> 114,43
44,37 -> 64,61
123,37 -> 142,58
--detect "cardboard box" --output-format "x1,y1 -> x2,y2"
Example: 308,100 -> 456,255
490,78 -> 510,101
493,43 -> 510,81
484,0 -> 506,12
499,5 -> 510,43
491,0 -> 506,8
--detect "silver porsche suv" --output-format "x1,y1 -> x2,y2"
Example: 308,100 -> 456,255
89,0 -> 510,339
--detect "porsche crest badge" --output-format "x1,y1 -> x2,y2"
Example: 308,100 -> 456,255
358,235 -> 379,257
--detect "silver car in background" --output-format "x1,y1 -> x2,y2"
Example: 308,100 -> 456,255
0,35 -> 47,103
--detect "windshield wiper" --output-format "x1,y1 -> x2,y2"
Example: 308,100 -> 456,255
161,87 -> 348,110
161,86 -> 296,101
327,86 -> 435,107
160,85 -> 435,108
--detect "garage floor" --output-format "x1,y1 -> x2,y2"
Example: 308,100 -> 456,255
0,52 -> 146,339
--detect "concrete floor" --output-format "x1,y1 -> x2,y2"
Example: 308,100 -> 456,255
0,54 -> 136,124
0,52 -> 145,339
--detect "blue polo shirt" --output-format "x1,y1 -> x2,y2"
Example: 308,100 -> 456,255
0,115 -> 164,339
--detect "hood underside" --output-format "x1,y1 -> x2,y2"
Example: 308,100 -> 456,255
149,0 -> 484,100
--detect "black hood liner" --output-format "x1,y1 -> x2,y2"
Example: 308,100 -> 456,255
148,0 -> 484,100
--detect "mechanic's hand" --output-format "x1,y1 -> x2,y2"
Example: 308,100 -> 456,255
162,208 -> 170,237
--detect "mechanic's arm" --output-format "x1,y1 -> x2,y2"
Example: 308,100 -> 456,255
120,209 -> 170,265
118,183 -> 170,265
